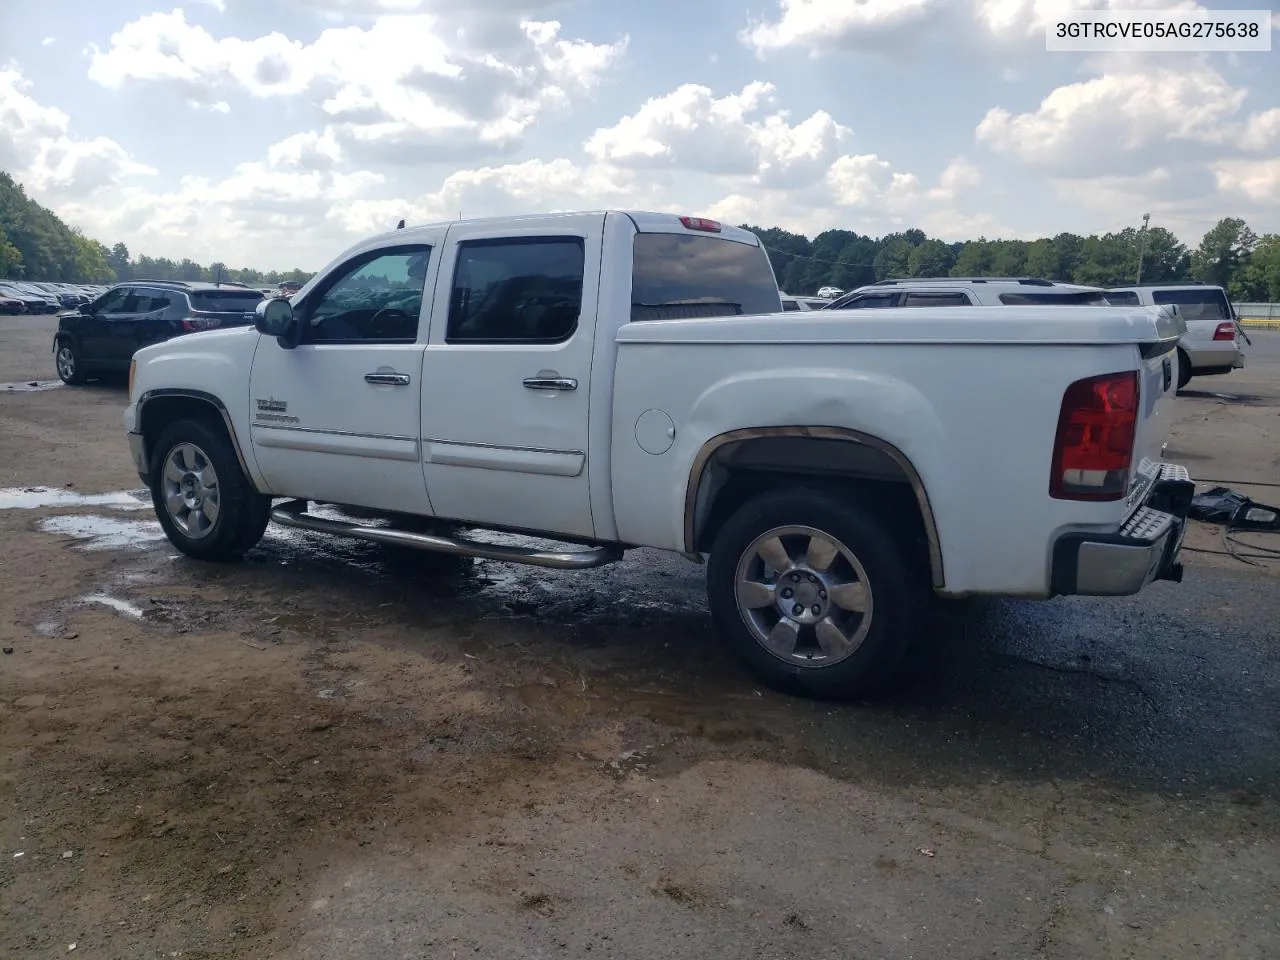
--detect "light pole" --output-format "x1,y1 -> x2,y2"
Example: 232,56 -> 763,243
1135,212 -> 1150,283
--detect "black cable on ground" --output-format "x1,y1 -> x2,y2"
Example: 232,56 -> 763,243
1190,477 -> 1280,490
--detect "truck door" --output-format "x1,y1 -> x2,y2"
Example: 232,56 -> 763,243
247,239 -> 441,515
419,216 -> 604,540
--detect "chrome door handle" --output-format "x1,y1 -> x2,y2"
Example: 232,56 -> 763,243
365,372 -> 411,386
522,377 -> 577,391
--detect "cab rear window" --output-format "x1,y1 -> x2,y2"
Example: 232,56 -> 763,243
631,233 -> 781,321
1151,288 -> 1231,321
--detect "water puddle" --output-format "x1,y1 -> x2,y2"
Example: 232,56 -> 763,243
0,487 -> 150,510
0,380 -> 64,393
37,515 -> 165,551
81,594 -> 145,620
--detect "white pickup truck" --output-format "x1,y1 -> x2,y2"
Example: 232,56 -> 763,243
124,211 -> 1194,699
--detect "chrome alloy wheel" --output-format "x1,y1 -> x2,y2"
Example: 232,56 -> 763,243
161,442 -> 221,539
733,525 -> 874,668
55,345 -> 76,380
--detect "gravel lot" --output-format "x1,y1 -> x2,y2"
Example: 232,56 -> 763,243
1,315 -> 1277,959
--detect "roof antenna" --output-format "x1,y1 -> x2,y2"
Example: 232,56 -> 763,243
396,219 -> 405,230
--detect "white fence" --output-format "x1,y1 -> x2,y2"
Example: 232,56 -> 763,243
1234,302 -> 1280,321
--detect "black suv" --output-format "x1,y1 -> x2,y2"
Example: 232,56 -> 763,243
53,280 -> 265,385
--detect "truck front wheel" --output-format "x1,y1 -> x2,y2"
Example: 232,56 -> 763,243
149,418 -> 272,561
706,488 -> 924,700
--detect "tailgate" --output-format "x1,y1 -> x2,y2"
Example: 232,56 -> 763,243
1126,307 -> 1183,509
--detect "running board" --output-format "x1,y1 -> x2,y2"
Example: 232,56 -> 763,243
269,500 -> 623,570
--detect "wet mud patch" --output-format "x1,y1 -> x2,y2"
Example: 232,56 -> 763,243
1177,389 -> 1272,407
0,629 -> 590,958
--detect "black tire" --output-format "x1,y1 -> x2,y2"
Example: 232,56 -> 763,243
1176,348 -> 1193,390
54,338 -> 87,385
149,417 -> 272,561
706,487 -> 927,701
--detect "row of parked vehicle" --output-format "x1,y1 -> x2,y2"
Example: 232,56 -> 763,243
43,267 -> 1243,394
0,279 -> 108,315
783,277 -> 1247,388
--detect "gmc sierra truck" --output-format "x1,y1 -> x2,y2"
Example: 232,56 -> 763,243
123,211 -> 1193,699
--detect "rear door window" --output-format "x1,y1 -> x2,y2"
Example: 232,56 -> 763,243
836,292 -> 901,309
1151,288 -> 1231,321
1103,291 -> 1140,305
190,290 -> 267,313
447,238 -> 584,343
630,233 -> 781,321
999,291 -> 1111,305
903,292 -> 971,307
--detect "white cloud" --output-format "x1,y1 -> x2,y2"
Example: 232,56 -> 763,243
1214,159 -> 1280,206
742,0 -> 940,57
585,82 -> 850,188
193,0 -> 228,11
976,65 -> 1249,177
41,37 -> 56,47
0,67 -> 154,199
741,0 -> 1210,55
87,8 -> 627,163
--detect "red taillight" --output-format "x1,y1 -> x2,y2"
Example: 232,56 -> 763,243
1213,322 -> 1236,341
182,311 -> 222,332
1050,371 -> 1139,501
679,216 -> 722,233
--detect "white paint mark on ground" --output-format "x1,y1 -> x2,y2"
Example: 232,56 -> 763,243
37,515 -> 165,551
0,487 -> 150,510
80,594 -> 146,620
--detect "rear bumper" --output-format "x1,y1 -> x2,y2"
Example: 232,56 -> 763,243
1050,463 -> 1194,597
1184,342 -> 1242,372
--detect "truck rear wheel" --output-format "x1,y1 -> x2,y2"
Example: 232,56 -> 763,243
149,418 -> 272,561
706,487 -> 924,700
1176,347 -> 1193,389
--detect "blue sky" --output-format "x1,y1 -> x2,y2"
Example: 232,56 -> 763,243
1,0 -> 1277,270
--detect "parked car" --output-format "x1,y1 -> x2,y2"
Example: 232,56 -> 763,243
124,210 -> 1191,700
0,282 -> 58,313
816,286 -> 844,299
53,280 -> 265,385
0,294 -> 26,315
780,293 -> 828,312
1104,283 -> 1244,388
822,277 -> 1114,310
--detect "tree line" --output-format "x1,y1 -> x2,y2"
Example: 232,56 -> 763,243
0,171 -> 312,288
3,167 -> 1279,300
746,217 -> 1280,301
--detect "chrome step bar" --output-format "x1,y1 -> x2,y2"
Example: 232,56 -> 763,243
269,500 -> 623,570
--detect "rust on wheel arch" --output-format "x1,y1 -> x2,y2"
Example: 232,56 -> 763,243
683,425 -> 945,589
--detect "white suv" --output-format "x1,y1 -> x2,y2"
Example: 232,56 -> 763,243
823,277 -> 1114,310
1104,283 -> 1244,388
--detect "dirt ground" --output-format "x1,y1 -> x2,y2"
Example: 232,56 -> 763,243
1,317 -> 1278,959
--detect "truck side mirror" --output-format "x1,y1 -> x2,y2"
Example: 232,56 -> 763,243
255,297 -> 302,349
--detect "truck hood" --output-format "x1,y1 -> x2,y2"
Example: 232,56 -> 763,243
616,305 -> 1185,346
134,324 -> 259,362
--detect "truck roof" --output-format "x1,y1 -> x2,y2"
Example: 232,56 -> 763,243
372,210 -> 762,248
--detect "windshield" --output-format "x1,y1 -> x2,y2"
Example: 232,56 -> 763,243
190,290 -> 265,313
1151,288 -> 1231,321
630,233 -> 781,321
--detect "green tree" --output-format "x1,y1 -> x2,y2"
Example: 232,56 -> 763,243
873,238 -> 912,280
1024,238 -> 1058,280
0,224 -> 24,277
107,242 -> 131,280
907,238 -> 954,277
1191,217 -> 1257,289
990,240 -> 1028,276
950,239 -> 993,276
1230,233 -> 1280,301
